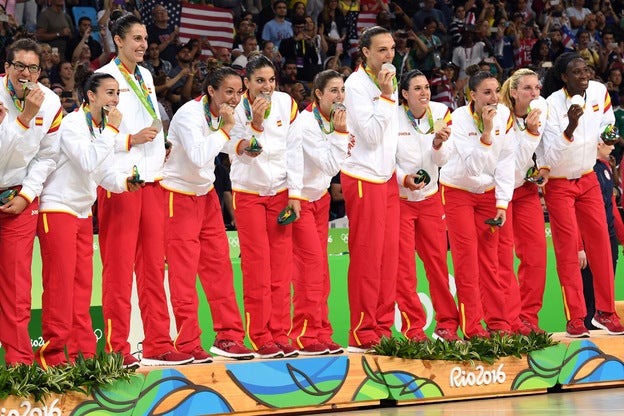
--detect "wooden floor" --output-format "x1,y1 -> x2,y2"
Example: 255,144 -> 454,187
309,387 -> 624,415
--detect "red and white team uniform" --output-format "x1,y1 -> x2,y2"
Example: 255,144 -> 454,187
161,96 -> 247,355
0,76 -> 61,365
225,91 -> 302,352
289,103 -> 349,351
542,81 -> 617,323
439,102 -> 515,337
395,102 -> 459,339
341,64 -> 400,348
96,59 -> 173,359
498,96 -> 548,331
37,105 -> 127,368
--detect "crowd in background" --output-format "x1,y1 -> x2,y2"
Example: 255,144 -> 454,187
3,0 -> 624,221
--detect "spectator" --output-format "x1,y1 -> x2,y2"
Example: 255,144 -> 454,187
214,47 -> 232,66
413,17 -> 443,77
66,17 -> 103,64
514,23 -> 538,68
290,1 -> 306,20
318,0 -> 346,57
279,15 -> 322,82
449,4 -> 467,48
142,41 -> 172,78
232,35 -> 258,70
0,5 -> 19,68
412,0 -> 446,32
36,0 -> 74,59
262,0 -> 293,49
452,30 -> 488,80
576,29 -> 600,69
279,60 -> 299,84
391,29 -> 417,77
14,0 -> 36,32
566,0 -> 592,35
147,4 -> 179,66
232,18 -> 257,59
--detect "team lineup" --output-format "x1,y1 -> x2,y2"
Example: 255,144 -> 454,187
1,20 -> 623,369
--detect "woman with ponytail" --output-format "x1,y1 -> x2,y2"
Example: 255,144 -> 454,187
36,66 -> 131,369
498,68 -> 549,334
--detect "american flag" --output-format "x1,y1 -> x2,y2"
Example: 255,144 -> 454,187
561,25 -> 576,50
348,12 -> 377,58
178,4 -> 235,58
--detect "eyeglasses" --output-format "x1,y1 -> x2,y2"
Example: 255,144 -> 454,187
9,61 -> 41,73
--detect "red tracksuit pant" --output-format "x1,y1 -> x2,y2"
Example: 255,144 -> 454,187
397,193 -> 459,339
97,183 -> 173,357
37,212 -> 96,367
341,173 -> 400,347
0,196 -> 38,365
233,190 -> 292,350
498,182 -> 547,329
164,188 -> 245,353
442,186 -> 511,337
290,193 -> 335,348
543,173 -> 615,320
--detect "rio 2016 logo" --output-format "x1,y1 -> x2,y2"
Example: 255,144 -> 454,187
1,399 -> 61,416
449,364 -> 506,388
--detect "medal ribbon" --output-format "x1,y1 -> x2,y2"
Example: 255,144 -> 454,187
5,78 -> 24,112
83,103 -> 105,137
405,104 -> 433,135
469,101 -> 484,134
313,103 -> 334,134
114,57 -> 157,119
203,95 -> 223,131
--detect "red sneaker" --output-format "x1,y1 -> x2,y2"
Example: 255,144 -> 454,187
255,342 -> 284,359
566,318 -> 590,338
464,328 -> 490,340
141,350 -> 194,366
522,320 -> 546,335
433,328 -> 461,342
592,311 -> 624,335
210,339 -> 255,360
299,342 -> 330,356
187,346 -> 213,364
123,354 -> 141,369
322,341 -> 344,354
275,342 -> 299,358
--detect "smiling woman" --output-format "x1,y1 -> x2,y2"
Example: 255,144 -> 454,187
540,52 -> 624,338
94,14 -> 194,368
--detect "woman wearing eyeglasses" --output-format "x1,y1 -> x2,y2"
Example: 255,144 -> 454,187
0,38 -> 62,365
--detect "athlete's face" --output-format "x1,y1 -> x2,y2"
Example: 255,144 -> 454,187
115,23 -> 148,64
402,75 -> 430,115
362,33 -> 395,74
562,58 -> 590,96
316,76 -> 345,115
470,78 -> 500,112
88,78 -> 120,111
208,75 -> 243,110
510,75 -> 541,113
244,66 -> 276,99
